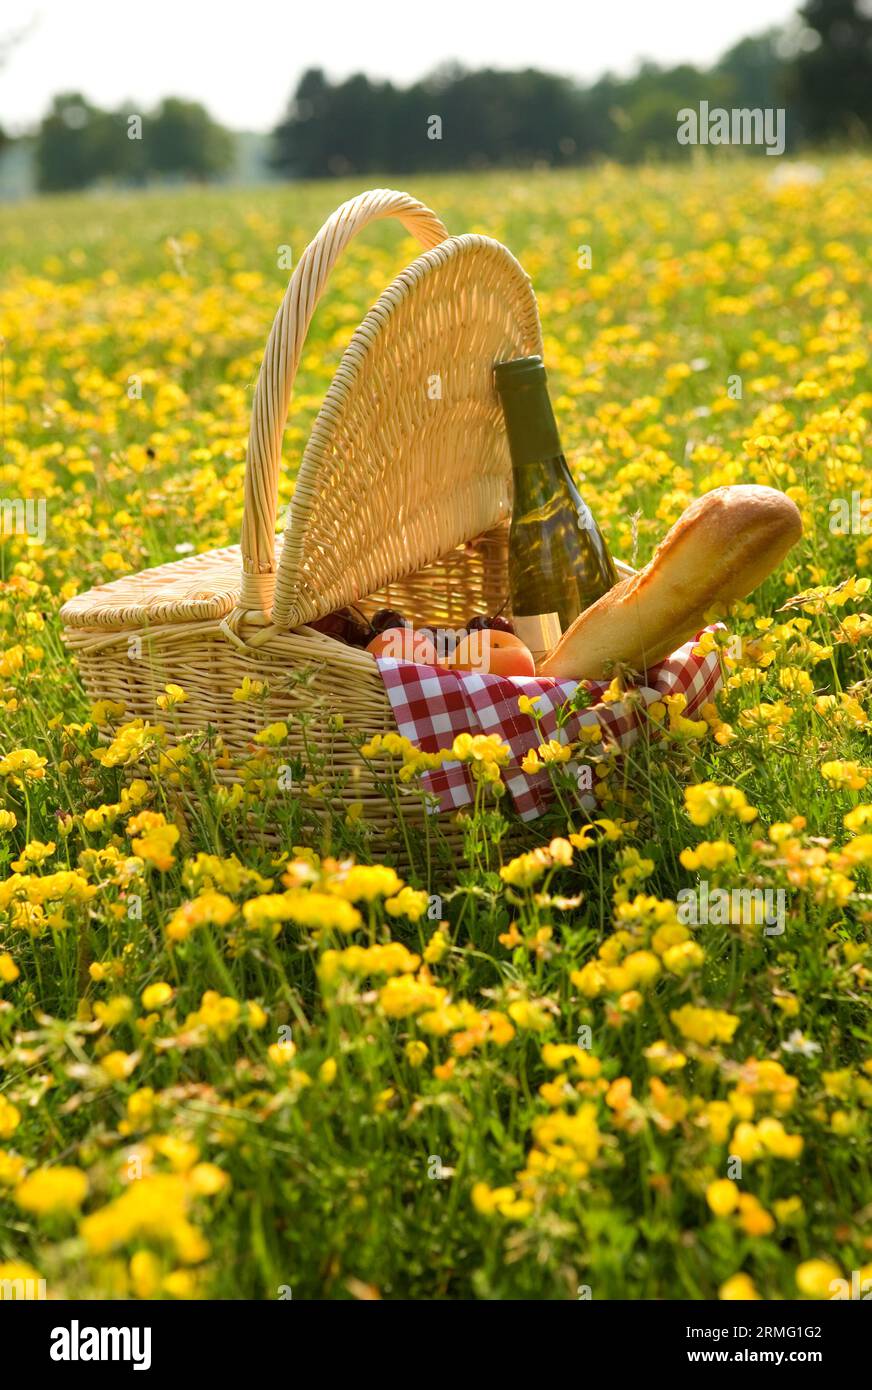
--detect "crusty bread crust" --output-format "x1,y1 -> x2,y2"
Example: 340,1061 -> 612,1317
537,485 -> 802,679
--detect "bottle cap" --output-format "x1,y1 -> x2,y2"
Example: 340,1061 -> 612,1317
494,356 -> 547,392
512,612 -> 562,665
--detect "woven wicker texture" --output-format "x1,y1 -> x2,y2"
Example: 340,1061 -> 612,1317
268,232 -> 542,630
60,545 -> 243,630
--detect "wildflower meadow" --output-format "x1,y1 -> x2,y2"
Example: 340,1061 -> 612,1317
1,158 -> 871,1301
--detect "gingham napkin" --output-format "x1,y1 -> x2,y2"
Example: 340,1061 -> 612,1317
376,629 -> 723,820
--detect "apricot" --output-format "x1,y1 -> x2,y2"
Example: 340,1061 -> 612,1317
366,627 -> 440,666
451,628 -> 535,677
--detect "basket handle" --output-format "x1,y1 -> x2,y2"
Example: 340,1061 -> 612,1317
239,189 -> 450,613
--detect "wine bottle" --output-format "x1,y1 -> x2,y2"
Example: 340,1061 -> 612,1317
494,355 -> 617,655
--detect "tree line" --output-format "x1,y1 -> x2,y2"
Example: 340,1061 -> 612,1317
271,2 -> 872,177
31,94 -> 235,192
7,0 -> 872,190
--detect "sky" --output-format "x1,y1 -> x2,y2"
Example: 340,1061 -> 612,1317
1,0 -> 804,134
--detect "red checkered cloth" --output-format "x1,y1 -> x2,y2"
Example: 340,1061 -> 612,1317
376,628 -> 723,821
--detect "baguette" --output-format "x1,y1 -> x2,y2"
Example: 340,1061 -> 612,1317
537,485 -> 802,680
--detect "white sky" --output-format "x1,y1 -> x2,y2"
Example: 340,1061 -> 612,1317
2,0 -> 803,134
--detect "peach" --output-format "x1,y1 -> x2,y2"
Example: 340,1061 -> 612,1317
367,627 -> 440,666
451,628 -> 535,677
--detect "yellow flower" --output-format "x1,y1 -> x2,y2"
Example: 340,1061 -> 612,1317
379,975 -> 446,1019
520,748 -> 543,774
471,1182 -> 530,1220
670,1004 -> 740,1046
156,683 -> 187,710
796,1259 -> 841,1299
719,1272 -> 761,1300
141,981 -> 174,1010
756,1116 -> 804,1159
684,782 -> 757,827
0,1095 -> 22,1138
330,864 -> 403,902
93,995 -> 134,1028
166,890 -> 237,943
737,1193 -> 775,1237
844,804 -> 872,833
507,999 -> 550,1031
622,950 -> 662,986
0,748 -> 47,782
661,940 -> 705,976
423,930 -> 449,964
254,722 -> 288,746
130,1250 -> 161,1298
126,1088 -> 155,1128
0,1260 -> 44,1292
247,1001 -> 268,1030
0,953 -> 20,984
663,693 -> 708,738
81,1173 -> 209,1262
821,759 -> 869,791
163,1269 -> 199,1298
15,1166 -> 89,1215
500,847 -> 552,888
706,1184 -> 739,1217
385,886 -> 429,920
538,739 -> 573,764
451,732 -> 510,765
318,1058 -> 338,1085
405,1040 -> 429,1067
232,676 -> 267,702
90,698 -> 127,725
374,1087 -> 396,1114
11,839 -> 55,871
101,1050 -> 139,1081
128,811 -> 179,871
0,809 -> 18,831
94,720 -> 165,769
679,840 -> 736,871
570,818 -> 626,849
188,1163 -> 230,1196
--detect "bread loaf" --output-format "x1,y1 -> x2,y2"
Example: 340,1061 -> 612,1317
537,485 -> 802,680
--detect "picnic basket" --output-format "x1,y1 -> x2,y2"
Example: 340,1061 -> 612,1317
61,188 -> 634,855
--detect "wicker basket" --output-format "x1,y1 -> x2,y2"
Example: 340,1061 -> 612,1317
62,188 -> 624,856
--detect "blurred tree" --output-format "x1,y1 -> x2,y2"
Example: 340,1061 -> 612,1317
273,65 -> 586,176
35,93 -> 106,191
35,93 -> 233,190
272,69 -> 397,176
717,29 -> 785,111
788,0 -> 872,140
148,98 -> 235,179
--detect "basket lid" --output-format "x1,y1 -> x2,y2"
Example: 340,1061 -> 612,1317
62,193 -> 543,638
268,233 -> 541,630
60,544 -> 245,630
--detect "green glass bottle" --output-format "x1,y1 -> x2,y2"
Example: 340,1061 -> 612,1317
494,355 -> 617,651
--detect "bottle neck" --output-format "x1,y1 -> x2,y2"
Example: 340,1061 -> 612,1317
498,378 -> 563,470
